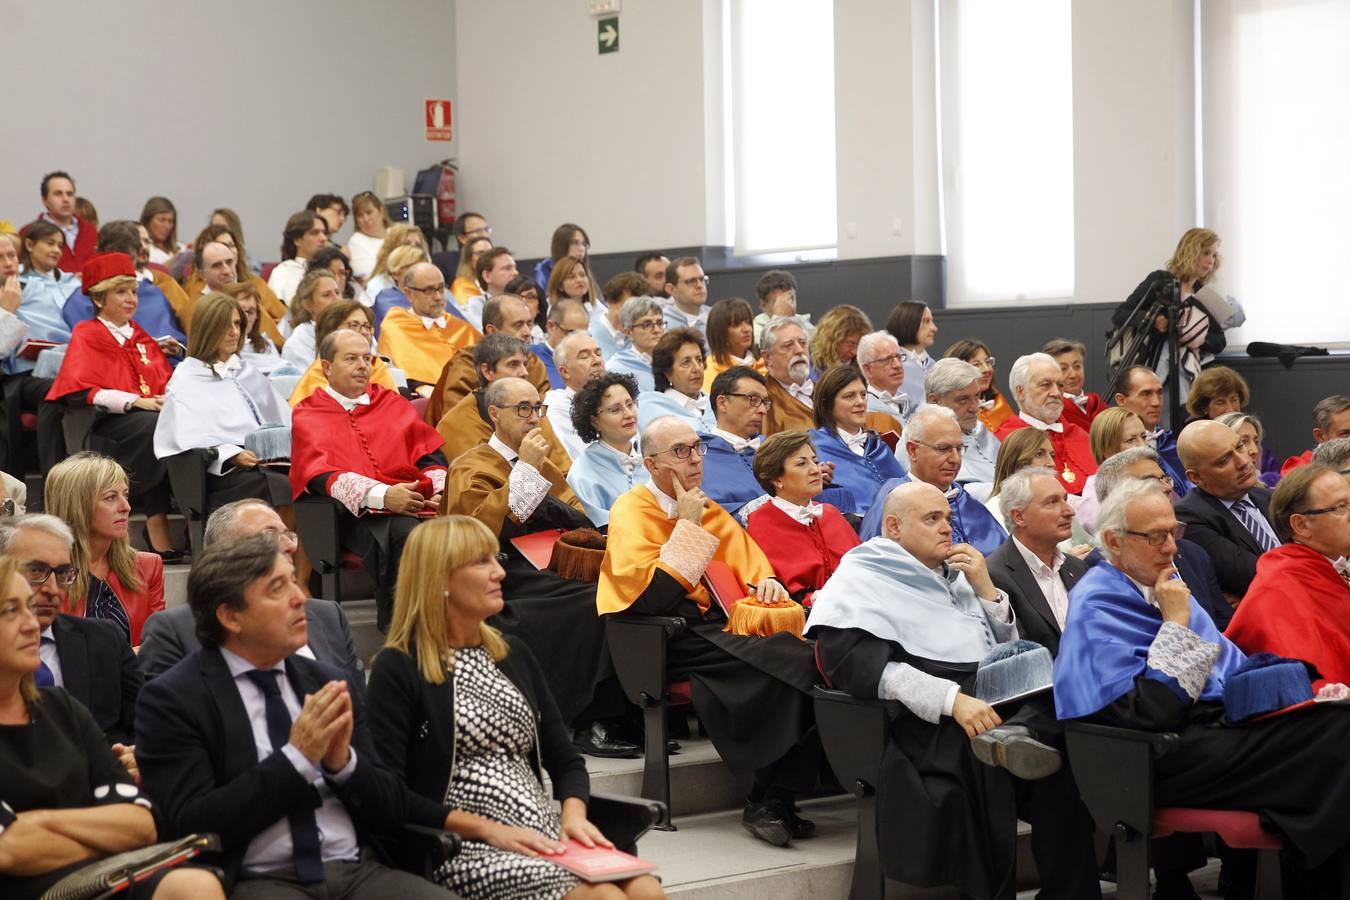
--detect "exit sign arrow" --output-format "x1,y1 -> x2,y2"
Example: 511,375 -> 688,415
598,17 -> 619,54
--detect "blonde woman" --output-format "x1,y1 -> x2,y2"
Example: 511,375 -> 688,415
367,516 -> 664,900
451,236 -> 493,308
344,191 -> 391,281
810,305 -> 872,374
371,244 -> 429,336
280,268 -> 342,369
44,453 -> 164,646
364,223 -> 430,298
1072,407 -> 1149,536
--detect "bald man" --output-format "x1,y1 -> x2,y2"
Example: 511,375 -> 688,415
376,261 -> 478,395
1174,419 -> 1278,597
424,294 -> 552,424
809,480 -> 1100,898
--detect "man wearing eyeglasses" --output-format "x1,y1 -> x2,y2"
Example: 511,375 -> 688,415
758,317 -> 817,435
660,257 -> 710,333
857,331 -> 909,422
443,377 -> 628,756
0,514 -> 142,748
531,299 -> 590,389
545,330 -> 607,461
606,296 -> 665,393
376,262 -> 477,397
599,415 -> 824,846
138,499 -> 363,684
859,405 -> 1007,555
925,357 -> 1002,496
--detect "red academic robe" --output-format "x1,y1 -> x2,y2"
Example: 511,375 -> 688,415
994,414 -> 1097,495
1059,392 -> 1106,433
289,384 -> 447,501
46,320 -> 172,403
1281,450 -> 1314,477
23,215 -> 96,274
1226,543 -> 1350,690
746,501 -> 860,607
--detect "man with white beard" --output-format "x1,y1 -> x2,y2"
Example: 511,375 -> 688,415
758,317 -> 816,436
994,352 -> 1097,495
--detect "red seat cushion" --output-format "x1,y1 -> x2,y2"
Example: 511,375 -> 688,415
339,550 -> 364,571
19,414 -> 37,430
666,680 -> 692,706
1152,807 -> 1283,849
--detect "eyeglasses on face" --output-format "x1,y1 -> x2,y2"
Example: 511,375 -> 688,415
599,399 -> 637,417
864,354 -> 903,368
631,318 -> 665,332
913,439 -> 964,456
649,441 -> 709,460
22,562 -> 80,587
724,392 -> 772,409
1122,525 -> 1186,547
407,283 -> 447,295
1296,501 -> 1350,518
341,322 -> 374,335
497,402 -> 547,418
1141,473 -> 1174,488
679,275 -> 710,287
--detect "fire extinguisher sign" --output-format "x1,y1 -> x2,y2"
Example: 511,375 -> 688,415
425,100 -> 453,142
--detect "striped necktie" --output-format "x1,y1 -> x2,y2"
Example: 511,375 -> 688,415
1232,497 -> 1279,552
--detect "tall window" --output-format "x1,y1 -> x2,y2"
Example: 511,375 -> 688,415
727,0 -> 837,255
938,0 -> 1074,304
1201,0 -> 1350,346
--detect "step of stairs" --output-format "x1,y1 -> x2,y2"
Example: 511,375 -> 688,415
584,737 -> 746,818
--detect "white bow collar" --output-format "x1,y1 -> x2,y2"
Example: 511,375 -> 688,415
712,428 -> 760,454
420,314 -> 449,330
1019,412 -> 1064,433
1064,391 -> 1089,411
771,495 -> 824,524
838,427 -> 869,452
98,317 -> 134,343
784,379 -> 814,402
211,356 -> 242,379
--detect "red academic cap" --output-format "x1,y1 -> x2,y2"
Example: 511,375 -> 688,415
82,252 -> 137,294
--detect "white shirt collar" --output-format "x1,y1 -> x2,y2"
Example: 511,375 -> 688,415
779,377 -> 814,404
598,439 -> 642,473
419,313 -> 449,330
97,317 -> 134,343
1012,535 -> 1065,578
837,427 -> 869,454
644,481 -> 679,518
1064,391 -> 1088,411
1017,411 -> 1064,433
711,427 -> 760,453
211,355 -> 242,379
219,645 -> 283,678
321,385 -> 371,412
905,348 -> 931,366
136,268 -> 154,283
488,433 -> 518,464
664,388 -> 707,414
771,495 -> 823,524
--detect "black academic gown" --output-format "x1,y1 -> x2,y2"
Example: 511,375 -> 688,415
815,626 -> 1100,900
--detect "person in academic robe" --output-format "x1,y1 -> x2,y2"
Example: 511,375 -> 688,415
925,357 -> 1002,498
984,467 -> 1087,658
885,300 -> 937,415
1113,365 -> 1192,495
859,405 -> 1007,554
809,365 -> 905,518
153,292 -> 293,513
636,327 -> 719,432
43,454 -> 166,647
62,221 -> 186,354
808,480 -> 1101,900
591,271 -> 643,362
1056,477 -> 1350,898
994,352 -> 1097,494
758,317 -> 816,435
747,432 -> 860,608
441,377 -> 635,756
945,339 -> 1015,434
423,294 -> 551,425
279,268 -> 344,370
286,301 -> 397,405
1043,338 -> 1105,433
368,245 -> 425,338
1224,464 -> 1350,687
605,296 -> 665,395
566,373 -> 650,527
857,330 -> 909,422
530,298 -> 589,390
45,252 -> 180,558
436,334 -> 574,473
545,331 -> 607,462
290,330 -> 447,633
702,298 -> 766,393
598,415 -> 824,846
376,263 -> 478,397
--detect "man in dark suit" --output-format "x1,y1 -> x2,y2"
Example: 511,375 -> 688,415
136,532 -> 451,898
138,499 -> 362,684
1175,419 -> 1278,598
0,515 -> 142,747
985,467 -> 1086,658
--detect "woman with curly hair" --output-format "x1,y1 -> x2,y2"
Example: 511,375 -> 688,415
565,373 -> 649,527
810,305 -> 871,376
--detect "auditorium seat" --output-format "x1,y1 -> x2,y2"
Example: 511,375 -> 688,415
164,448 -> 217,556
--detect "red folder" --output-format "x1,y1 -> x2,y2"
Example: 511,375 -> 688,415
510,529 -> 564,570
553,839 -> 657,883
701,559 -> 749,616
17,339 -> 58,361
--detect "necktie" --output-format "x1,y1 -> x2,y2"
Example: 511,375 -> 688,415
1233,498 -> 1279,553
36,637 -> 55,687
244,670 -> 325,883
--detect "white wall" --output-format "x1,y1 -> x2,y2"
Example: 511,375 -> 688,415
2,0 -> 456,257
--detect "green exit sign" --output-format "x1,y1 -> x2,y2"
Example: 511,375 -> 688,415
598,16 -> 619,54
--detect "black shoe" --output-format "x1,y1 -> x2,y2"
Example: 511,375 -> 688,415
741,799 -> 793,847
140,525 -> 186,563
572,722 -> 641,759
787,810 -> 816,840
1153,871 -> 1202,900
666,739 -> 681,754
970,725 -> 1062,780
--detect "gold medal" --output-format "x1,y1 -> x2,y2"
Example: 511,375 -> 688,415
138,376 -> 151,396
1062,463 -> 1076,484
136,343 -> 150,365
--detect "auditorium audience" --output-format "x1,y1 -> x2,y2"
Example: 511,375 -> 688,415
567,373 -> 648,527
47,253 -> 180,558
9,220 -> 73,472
343,191 -> 389,281
0,515 -> 141,746
747,431 -> 860,607
138,499 -> 361,683
660,257 -> 710,333
0,556 -> 223,900
758,317 -> 816,435
426,294 -> 551,424
752,269 -> 813,343
1043,338 -> 1103,433
808,365 -> 904,518
208,207 -> 260,275
857,330 -> 908,421
44,453 -> 165,645
368,515 -> 664,900
62,221 -> 188,353
183,224 -> 287,344
228,281 -> 290,375
31,170 -> 96,272
545,330 -> 607,461
637,327 -> 716,432
280,267 -> 342,369
598,415 -> 822,846
311,245 -> 368,307
1281,394 -> 1350,476
547,255 -> 604,329
305,193 -> 349,242
606,296 -> 664,393
139,197 -> 183,267
369,245 -> 427,336
1113,365 -> 1191,493
925,357 -> 1001,496
810,305 -> 871,375
533,298 -> 590,389
980,425 -> 1056,530
809,480 -> 1101,899
288,301 -> 396,404
885,300 -> 937,414
1215,411 -> 1281,489
267,209 -> 329,303
290,330 -> 447,632
635,252 -> 670,297
593,271 -> 644,360
1175,419 -> 1278,598
537,223 -> 600,301
995,352 -> 1097,494
153,292 -> 293,513
859,405 -> 1007,552
451,235 -> 493,309
364,223 -> 430,299
1072,406 -> 1149,535
702,297 -> 764,392
135,533 -> 443,898
945,338 -> 1014,433
377,261 -> 478,397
